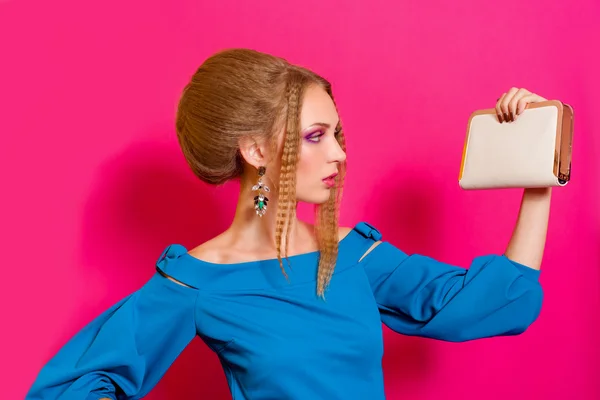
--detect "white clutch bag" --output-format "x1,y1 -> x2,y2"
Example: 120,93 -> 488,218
459,100 -> 574,190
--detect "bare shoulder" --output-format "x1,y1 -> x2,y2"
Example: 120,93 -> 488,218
187,234 -> 230,264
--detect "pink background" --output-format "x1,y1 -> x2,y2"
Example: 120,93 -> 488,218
3,0 -> 599,398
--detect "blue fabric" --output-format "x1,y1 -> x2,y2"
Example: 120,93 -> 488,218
26,221 -> 543,399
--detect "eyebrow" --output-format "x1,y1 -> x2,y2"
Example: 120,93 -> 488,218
304,120 -> 341,131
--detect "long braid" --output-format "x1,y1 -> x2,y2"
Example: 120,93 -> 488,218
315,114 -> 346,297
275,70 -> 304,278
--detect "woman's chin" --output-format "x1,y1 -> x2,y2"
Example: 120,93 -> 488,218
298,189 -> 334,205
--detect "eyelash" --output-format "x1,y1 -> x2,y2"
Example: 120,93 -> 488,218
306,128 -> 342,143
306,131 -> 325,143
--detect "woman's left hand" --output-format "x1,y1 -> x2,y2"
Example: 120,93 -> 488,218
496,87 -> 547,123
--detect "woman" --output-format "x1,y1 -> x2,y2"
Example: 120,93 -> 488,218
26,49 -> 550,399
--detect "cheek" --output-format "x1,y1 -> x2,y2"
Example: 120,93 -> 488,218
294,144 -> 330,203
296,144 -> 320,178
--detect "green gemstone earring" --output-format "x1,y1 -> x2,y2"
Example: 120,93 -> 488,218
252,166 -> 270,217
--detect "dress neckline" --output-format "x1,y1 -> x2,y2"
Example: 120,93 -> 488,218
182,227 -> 356,268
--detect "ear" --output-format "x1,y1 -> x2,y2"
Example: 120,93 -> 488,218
238,136 -> 268,169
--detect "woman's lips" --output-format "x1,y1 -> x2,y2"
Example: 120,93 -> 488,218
322,172 -> 338,188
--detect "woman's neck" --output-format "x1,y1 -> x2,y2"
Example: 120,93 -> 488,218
225,177 -> 314,256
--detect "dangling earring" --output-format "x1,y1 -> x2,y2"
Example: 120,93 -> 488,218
252,166 -> 270,217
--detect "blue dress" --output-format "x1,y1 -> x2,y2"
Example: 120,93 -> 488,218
26,222 -> 543,399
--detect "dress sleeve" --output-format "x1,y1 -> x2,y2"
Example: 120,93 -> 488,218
26,271 -> 199,400
355,222 -> 544,342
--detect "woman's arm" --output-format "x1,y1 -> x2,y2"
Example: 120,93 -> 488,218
354,222 -> 543,342
26,269 -> 199,399
504,187 -> 552,270
496,87 -> 553,271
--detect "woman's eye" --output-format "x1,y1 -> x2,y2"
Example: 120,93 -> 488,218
306,132 -> 324,143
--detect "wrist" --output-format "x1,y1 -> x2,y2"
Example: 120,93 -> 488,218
523,187 -> 552,199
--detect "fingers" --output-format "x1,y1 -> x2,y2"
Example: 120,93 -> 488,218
497,87 -> 519,122
508,88 -> 530,119
495,93 -> 507,123
496,88 -> 547,123
515,94 -> 543,115
502,87 -> 528,121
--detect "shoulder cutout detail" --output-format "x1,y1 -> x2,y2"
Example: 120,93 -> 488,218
156,268 -> 194,288
358,241 -> 383,263
155,244 -> 199,289
354,222 -> 383,241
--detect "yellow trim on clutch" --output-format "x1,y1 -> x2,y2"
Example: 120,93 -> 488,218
459,114 -> 476,181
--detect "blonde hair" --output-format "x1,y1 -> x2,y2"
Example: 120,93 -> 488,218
175,49 -> 346,297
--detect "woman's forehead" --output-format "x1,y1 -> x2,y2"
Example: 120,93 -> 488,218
300,86 -> 339,129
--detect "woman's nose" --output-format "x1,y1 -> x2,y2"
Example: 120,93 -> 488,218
331,140 -> 346,163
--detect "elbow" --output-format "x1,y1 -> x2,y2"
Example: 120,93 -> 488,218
511,284 -> 544,335
425,284 -> 544,342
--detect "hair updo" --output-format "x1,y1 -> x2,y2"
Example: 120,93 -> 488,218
175,49 -> 346,297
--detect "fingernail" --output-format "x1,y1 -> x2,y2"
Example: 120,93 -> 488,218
498,114 -> 504,123
504,113 -> 510,122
